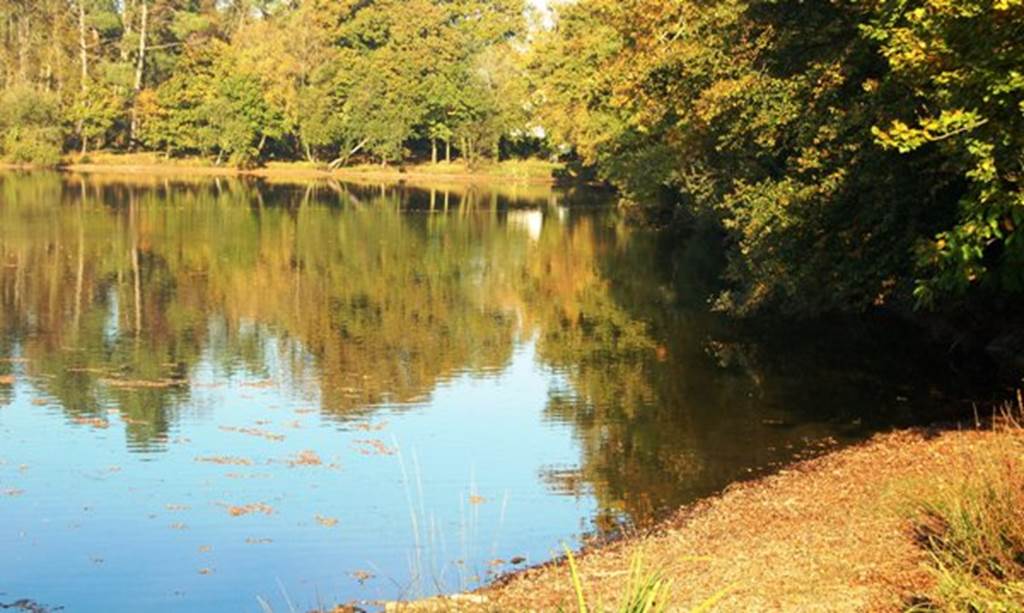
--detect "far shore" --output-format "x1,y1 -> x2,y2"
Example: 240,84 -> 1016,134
381,419 -> 1023,612
0,153 -> 570,187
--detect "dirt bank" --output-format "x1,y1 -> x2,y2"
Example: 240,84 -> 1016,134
385,426 -> 1022,612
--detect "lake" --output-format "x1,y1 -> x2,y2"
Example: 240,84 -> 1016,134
0,172 -> 966,611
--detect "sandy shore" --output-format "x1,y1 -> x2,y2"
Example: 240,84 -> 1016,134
383,426 -> 1022,612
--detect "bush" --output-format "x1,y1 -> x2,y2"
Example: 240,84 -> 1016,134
0,86 -> 64,166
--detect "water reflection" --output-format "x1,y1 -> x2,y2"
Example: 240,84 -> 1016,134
0,172 -> 961,610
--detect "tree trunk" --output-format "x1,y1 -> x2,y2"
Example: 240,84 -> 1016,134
77,0 -> 89,154
17,14 -> 28,85
129,0 -> 148,147
327,138 -> 368,169
431,138 -> 437,164
445,139 -> 451,163
77,1 -> 88,91
120,0 -> 135,62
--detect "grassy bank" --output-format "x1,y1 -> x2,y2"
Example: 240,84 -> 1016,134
377,399 -> 1024,612
5,152 -> 566,185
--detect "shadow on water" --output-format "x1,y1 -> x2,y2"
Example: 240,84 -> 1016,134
0,171 -> 994,610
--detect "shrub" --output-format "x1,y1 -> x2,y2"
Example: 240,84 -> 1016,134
0,86 -> 64,166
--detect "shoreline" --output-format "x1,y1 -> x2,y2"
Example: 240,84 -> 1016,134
0,157 -> 567,187
384,423 -> 1023,612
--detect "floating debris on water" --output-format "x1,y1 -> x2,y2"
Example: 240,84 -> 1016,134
240,379 -> 276,389
351,421 -> 388,432
315,515 -> 339,527
289,450 -> 323,467
71,417 -> 109,429
219,426 -> 285,442
352,439 -> 395,456
245,537 -> 273,545
0,375 -> 14,385
350,570 -> 374,584
99,377 -> 184,389
469,495 -> 486,505
2,489 -> 25,497
195,456 -> 253,466
222,502 -> 274,517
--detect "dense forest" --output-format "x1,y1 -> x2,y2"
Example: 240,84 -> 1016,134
0,0 -> 1021,327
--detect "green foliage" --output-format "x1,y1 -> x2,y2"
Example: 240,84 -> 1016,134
0,0 -> 531,167
534,0 -> 1024,316
204,72 -> 285,166
0,86 -> 63,165
866,0 -> 1024,305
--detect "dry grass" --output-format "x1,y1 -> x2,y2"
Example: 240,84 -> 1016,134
905,396 -> 1024,612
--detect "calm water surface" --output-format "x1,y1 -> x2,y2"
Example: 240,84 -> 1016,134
0,173 -> 961,611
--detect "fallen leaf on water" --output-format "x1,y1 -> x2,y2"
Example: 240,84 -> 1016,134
489,559 -> 506,567
222,502 -> 274,517
351,421 -> 388,432
195,456 -> 252,466
219,426 -> 285,442
71,416 -> 109,429
2,489 -> 25,497
469,495 -> 487,505
289,450 -> 323,467
315,515 -> 339,528
350,570 -> 375,584
352,439 -> 396,456
165,504 -> 191,512
169,523 -> 188,530
510,556 -> 526,565
198,568 -> 214,575
0,375 -> 14,385
198,545 -> 212,553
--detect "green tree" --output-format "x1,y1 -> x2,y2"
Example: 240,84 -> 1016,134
0,85 -> 63,164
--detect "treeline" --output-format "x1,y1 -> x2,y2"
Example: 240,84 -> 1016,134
0,0 -> 533,167
532,0 -> 1023,318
